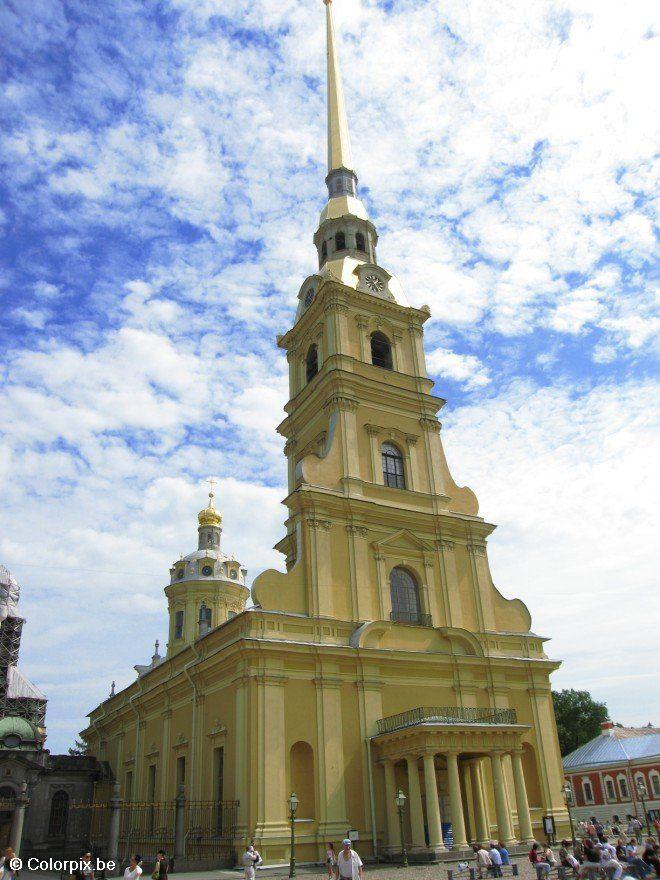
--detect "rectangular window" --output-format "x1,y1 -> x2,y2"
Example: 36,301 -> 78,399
125,770 -> 133,801
618,777 -> 629,799
175,610 -> 184,639
652,775 -> 660,798
583,780 -> 594,803
214,746 -> 225,833
606,779 -> 615,801
176,756 -> 186,791
148,764 -> 157,801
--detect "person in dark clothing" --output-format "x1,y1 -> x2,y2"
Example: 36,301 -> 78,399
153,852 -> 168,880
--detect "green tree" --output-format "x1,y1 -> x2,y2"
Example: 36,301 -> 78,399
68,738 -> 88,756
552,689 -> 609,756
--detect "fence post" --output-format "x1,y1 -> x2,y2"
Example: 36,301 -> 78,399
107,782 -> 122,873
174,784 -> 186,862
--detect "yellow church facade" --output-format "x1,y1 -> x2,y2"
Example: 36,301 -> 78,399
83,0 -> 569,864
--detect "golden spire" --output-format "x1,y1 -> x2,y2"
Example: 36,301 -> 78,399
198,477 -> 222,527
324,0 -> 354,174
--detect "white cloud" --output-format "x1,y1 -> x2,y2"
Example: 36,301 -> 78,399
444,377 -> 660,723
427,347 -> 491,389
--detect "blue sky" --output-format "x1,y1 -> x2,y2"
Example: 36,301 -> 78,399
0,0 -> 658,753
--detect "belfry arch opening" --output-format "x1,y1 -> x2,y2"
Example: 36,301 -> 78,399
306,344 -> 319,383
370,332 -> 393,370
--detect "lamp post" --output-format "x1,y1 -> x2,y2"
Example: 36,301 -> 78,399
563,782 -> 576,847
395,789 -> 408,868
288,792 -> 299,878
636,780 -> 651,839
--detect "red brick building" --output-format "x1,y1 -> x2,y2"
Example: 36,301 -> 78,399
563,721 -> 660,824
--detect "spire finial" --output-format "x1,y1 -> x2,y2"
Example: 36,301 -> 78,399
324,0 -> 354,175
206,476 -> 217,509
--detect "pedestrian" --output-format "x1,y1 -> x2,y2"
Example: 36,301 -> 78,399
497,843 -> 511,866
560,839 -> 580,875
628,817 -> 643,839
529,843 -> 550,879
476,844 -> 493,879
124,856 -> 142,880
152,852 -> 168,880
325,843 -> 336,880
489,842 -> 503,877
0,848 -> 19,880
334,839 -> 363,880
602,840 -> 618,861
601,856 -> 624,880
242,845 -> 261,880
544,845 -> 557,867
641,840 -> 660,878
82,852 -> 95,880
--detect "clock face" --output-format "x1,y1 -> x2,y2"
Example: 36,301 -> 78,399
304,287 -> 316,308
230,569 -> 238,580
365,274 -> 385,292
202,565 -> 213,577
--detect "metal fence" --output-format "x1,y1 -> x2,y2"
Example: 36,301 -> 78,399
118,802 -> 176,864
67,798 -> 238,868
376,705 -> 518,734
185,801 -> 238,864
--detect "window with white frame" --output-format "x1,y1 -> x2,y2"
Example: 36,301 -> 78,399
650,773 -> 660,798
582,779 -> 594,804
605,777 -> 616,801
617,775 -> 629,799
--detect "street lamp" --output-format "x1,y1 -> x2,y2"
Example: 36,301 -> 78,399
395,789 -> 408,868
636,780 -> 651,839
288,792 -> 299,878
562,782 -> 576,846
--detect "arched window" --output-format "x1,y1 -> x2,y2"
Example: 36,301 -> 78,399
321,240 -> 328,262
650,772 -> 660,798
370,332 -> 393,370
174,610 -> 184,639
306,344 -> 319,383
582,779 -> 594,804
334,231 -> 346,252
48,790 -> 69,837
617,775 -> 629,799
355,232 -> 366,252
390,567 -> 421,624
382,442 -> 405,489
199,603 -> 212,627
605,777 -> 616,801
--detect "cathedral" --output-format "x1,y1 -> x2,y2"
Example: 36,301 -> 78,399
83,0 -> 568,865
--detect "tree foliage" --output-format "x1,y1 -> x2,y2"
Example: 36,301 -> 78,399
68,738 -> 88,756
552,689 -> 609,756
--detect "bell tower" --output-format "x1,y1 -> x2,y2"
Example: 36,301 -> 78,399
252,0 -> 531,639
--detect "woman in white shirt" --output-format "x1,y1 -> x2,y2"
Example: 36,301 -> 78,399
242,845 -> 261,880
123,855 -> 142,880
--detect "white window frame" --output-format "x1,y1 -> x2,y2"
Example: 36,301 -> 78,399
604,776 -> 616,802
617,774 -> 629,800
650,771 -> 660,798
582,777 -> 595,804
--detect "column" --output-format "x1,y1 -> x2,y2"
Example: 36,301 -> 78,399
405,756 -> 426,850
383,760 -> 399,850
107,782 -> 122,871
446,752 -> 468,849
423,753 -> 445,850
9,783 -> 28,854
511,749 -> 535,843
490,752 -> 515,845
174,784 -> 186,859
469,761 -> 489,843
256,671 -> 288,837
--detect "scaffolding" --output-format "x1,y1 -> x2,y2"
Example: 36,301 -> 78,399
0,566 -> 47,732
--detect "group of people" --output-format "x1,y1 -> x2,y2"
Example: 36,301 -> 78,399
525,815 -> 660,880
0,847 -> 18,880
243,839 -> 364,880
474,842 -> 513,876
120,851 -> 168,880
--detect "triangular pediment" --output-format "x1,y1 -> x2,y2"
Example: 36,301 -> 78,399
373,529 -> 434,554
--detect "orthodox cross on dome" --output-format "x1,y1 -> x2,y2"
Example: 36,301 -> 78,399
206,476 -> 217,509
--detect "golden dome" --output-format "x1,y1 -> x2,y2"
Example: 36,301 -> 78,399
198,488 -> 222,527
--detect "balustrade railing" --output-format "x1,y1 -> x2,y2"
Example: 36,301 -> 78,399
376,705 -> 518,734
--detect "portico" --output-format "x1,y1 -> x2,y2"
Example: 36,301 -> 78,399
374,707 -> 535,858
